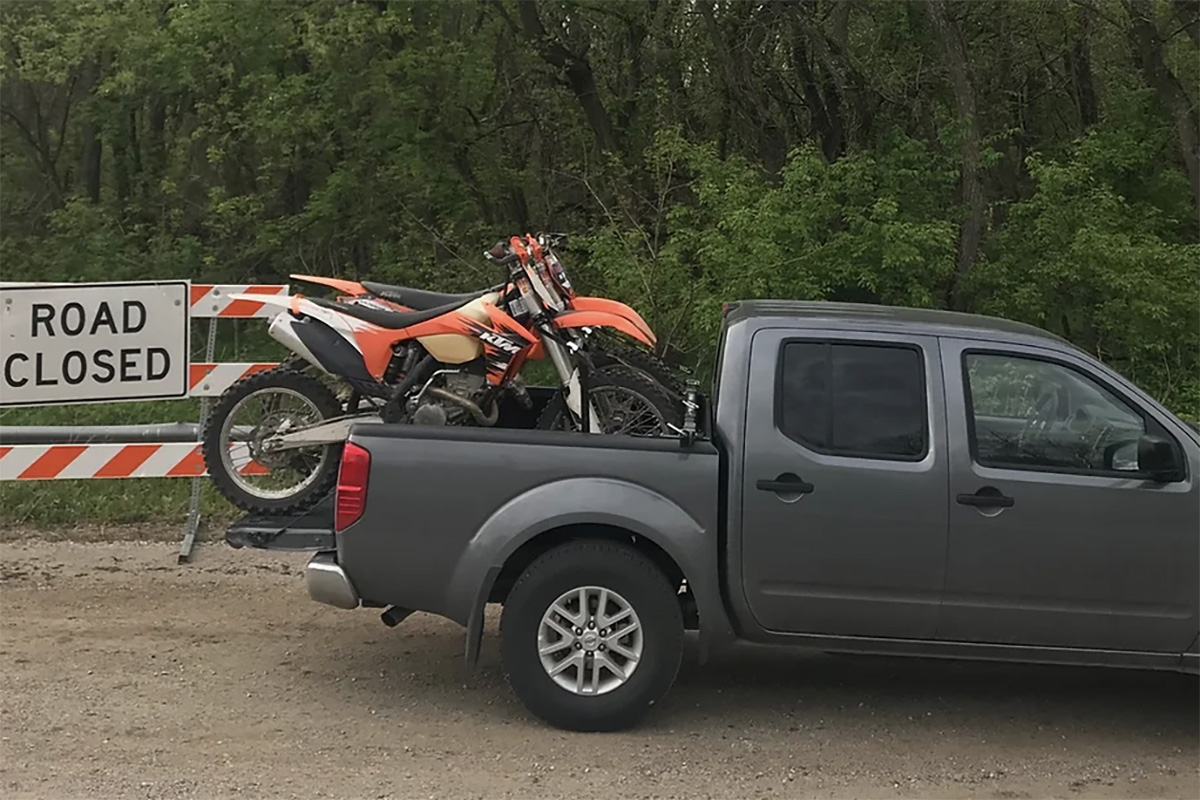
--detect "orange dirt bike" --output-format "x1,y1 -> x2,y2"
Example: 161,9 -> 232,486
290,235 -> 685,399
201,234 -> 680,514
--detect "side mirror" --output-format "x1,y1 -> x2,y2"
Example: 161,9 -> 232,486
1137,435 -> 1184,482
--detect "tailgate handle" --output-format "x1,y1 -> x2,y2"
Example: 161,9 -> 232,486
756,474 -> 814,495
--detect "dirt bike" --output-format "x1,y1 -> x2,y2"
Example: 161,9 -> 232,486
201,235 -> 679,514
289,234 -> 685,398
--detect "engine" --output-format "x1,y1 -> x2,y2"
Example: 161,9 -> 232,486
408,370 -> 491,426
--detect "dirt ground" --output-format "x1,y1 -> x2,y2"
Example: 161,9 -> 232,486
0,536 -> 1196,800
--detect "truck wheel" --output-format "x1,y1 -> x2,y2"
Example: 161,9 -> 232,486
500,540 -> 683,731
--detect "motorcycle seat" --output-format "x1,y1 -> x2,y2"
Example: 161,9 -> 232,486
309,295 -> 476,330
361,281 -> 490,311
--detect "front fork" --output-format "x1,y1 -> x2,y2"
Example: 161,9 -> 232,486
542,337 -> 602,433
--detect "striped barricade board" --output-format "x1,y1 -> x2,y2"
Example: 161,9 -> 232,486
190,284 -> 289,319
0,442 -> 267,480
188,362 -> 279,397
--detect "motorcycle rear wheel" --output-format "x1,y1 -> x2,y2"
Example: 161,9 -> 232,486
201,369 -> 344,514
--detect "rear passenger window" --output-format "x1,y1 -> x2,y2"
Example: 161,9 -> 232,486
778,342 -> 927,459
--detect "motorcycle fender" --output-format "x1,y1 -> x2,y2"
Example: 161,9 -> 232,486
289,274 -> 368,296
245,293 -> 389,383
228,293 -> 295,312
569,297 -> 656,345
551,309 -> 654,348
288,316 -> 377,386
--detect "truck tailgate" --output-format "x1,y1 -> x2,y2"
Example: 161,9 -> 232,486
225,500 -> 337,552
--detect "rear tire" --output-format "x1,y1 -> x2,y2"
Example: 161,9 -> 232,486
500,540 -> 683,731
201,369 -> 344,514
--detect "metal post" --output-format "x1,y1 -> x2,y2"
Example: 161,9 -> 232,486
179,317 -> 218,563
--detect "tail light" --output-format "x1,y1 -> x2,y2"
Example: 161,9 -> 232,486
335,442 -> 370,532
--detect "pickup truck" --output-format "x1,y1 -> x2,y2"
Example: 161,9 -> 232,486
227,300 -> 1200,731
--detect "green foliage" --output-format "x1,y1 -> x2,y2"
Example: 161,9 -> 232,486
1,0 -> 1197,523
975,118 -> 1200,412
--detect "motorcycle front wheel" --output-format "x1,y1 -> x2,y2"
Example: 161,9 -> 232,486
535,365 -> 680,436
592,344 -> 684,398
201,368 -> 345,514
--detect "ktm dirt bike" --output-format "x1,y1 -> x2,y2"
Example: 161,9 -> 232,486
201,236 -> 679,514
290,233 -> 685,399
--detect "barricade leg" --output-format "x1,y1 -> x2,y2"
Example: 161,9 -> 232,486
179,317 -> 219,563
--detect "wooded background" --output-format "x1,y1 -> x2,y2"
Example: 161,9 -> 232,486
3,0 -> 1198,413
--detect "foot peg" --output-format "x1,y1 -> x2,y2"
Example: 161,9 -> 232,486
511,376 -> 533,410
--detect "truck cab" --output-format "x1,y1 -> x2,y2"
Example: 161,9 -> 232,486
228,301 -> 1199,731
717,302 -> 1198,660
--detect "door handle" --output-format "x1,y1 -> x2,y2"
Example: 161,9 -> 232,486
956,489 -> 1014,509
756,474 -> 814,495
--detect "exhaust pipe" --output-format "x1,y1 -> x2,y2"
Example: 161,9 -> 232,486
425,387 -> 499,426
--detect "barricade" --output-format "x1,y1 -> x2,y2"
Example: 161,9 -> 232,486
0,282 -> 287,561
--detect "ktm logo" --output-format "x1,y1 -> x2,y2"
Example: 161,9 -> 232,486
478,331 -> 522,354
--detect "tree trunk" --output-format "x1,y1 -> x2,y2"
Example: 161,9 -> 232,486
1068,0 -> 1100,128
1172,0 -> 1199,49
792,28 -> 846,162
928,0 -> 987,310
1124,0 -> 1200,213
81,126 -> 102,202
78,57 -> 102,203
144,98 -> 167,199
789,1 -> 873,152
112,115 -> 131,205
699,1 -> 787,176
518,1 -> 619,154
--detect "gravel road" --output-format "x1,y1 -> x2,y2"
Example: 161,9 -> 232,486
1,537 -> 1196,800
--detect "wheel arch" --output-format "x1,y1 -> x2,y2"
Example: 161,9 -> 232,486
488,523 -> 687,606
451,477 -> 732,667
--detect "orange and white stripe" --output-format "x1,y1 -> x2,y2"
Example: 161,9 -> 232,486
0,443 -> 267,480
190,284 -> 289,318
188,363 -> 279,397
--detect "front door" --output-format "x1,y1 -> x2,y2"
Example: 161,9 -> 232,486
740,328 -> 949,639
938,339 -> 1199,652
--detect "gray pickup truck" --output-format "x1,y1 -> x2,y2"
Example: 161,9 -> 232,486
228,300 -> 1200,731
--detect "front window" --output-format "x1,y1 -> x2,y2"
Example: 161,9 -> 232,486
964,353 -> 1146,474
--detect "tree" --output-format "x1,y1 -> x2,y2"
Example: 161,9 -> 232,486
1,0 -> 1195,412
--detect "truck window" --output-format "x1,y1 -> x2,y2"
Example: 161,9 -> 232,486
963,352 -> 1147,474
777,341 -> 927,460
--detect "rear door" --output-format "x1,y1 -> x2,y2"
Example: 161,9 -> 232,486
938,339 -> 1199,652
740,328 -> 949,639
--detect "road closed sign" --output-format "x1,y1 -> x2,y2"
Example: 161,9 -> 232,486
1,281 -> 189,407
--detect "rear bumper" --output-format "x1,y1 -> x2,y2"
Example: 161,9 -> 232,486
225,502 -> 337,552
306,553 -> 360,609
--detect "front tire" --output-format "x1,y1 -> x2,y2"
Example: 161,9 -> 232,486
536,365 -> 680,435
593,346 -> 685,397
500,540 -> 684,731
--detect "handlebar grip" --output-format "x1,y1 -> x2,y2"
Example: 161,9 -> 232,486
484,250 -> 520,266
484,240 -> 523,266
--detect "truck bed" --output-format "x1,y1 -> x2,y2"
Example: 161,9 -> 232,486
340,424 -> 722,627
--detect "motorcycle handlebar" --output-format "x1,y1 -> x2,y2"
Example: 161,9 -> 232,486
485,241 -> 520,266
